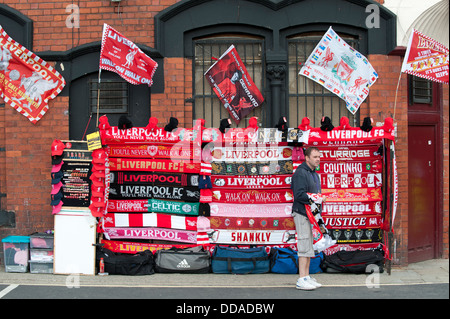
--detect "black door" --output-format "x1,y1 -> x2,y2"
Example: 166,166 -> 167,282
69,71 -> 151,140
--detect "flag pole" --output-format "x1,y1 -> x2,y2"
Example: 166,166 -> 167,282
392,70 -> 402,120
96,68 -> 102,127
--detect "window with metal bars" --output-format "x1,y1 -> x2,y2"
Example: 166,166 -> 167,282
409,75 -> 433,105
287,32 -> 360,128
90,79 -> 129,114
193,36 -> 265,128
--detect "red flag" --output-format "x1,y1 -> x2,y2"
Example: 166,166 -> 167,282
401,29 -> 449,85
204,45 -> 264,125
99,24 -> 158,86
0,25 -> 66,124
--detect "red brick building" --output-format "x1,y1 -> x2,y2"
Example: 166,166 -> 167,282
0,0 -> 448,266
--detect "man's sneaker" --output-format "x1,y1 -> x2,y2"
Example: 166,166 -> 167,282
296,277 -> 317,290
307,276 -> 322,288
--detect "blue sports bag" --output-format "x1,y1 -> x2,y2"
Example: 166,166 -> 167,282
211,246 -> 270,274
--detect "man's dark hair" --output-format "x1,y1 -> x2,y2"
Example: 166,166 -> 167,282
305,146 -> 320,157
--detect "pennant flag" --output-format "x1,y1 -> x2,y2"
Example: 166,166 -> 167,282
204,45 -> 264,125
0,25 -> 66,124
401,29 -> 449,85
299,26 -> 378,114
99,23 -> 158,86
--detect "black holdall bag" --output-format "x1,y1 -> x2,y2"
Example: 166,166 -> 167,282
155,246 -> 211,273
320,248 -> 385,274
96,247 -> 155,275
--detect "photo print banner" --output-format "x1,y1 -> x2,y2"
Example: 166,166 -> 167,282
204,45 -> 264,124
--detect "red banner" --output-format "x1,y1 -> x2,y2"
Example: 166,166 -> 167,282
401,29 -> 449,84
0,25 -> 66,123
99,24 -> 158,86
204,45 -> 264,124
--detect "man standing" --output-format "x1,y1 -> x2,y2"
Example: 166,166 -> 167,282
291,146 -> 323,290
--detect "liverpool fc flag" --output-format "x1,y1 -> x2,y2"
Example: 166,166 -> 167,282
99,24 -> 158,86
299,27 -> 378,114
401,29 -> 449,85
0,25 -> 66,124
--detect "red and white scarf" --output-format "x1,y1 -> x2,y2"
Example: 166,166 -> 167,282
100,239 -> 212,255
102,213 -> 210,231
321,173 -> 382,189
208,229 -> 297,245
103,227 -> 209,244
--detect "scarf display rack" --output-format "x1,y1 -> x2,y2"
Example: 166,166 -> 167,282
72,115 -> 396,273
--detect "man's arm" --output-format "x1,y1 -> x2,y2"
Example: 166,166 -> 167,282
292,170 -> 311,205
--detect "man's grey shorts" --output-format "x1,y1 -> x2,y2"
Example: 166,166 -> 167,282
292,212 -> 315,258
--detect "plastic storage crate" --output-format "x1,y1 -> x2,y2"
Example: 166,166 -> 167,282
29,261 -> 53,274
2,236 -> 30,272
29,233 -> 54,249
30,249 -> 54,262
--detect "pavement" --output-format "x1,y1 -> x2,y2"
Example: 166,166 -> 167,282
0,258 -> 448,288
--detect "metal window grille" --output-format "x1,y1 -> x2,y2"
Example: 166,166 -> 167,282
90,79 -> 128,114
288,33 -> 360,128
409,75 -> 433,105
193,36 -> 265,128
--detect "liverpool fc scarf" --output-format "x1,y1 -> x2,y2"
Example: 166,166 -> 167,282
211,189 -> 293,204
110,171 -> 199,187
109,158 -> 201,173
100,239 -> 212,255
211,160 -> 293,175
319,145 -> 382,161
322,214 -> 382,229
322,201 -> 382,215
209,203 -> 292,217
107,199 -> 200,215
211,174 -> 291,189
209,216 -> 295,230
321,173 -> 382,189
316,160 -> 382,174
102,213 -> 210,231
106,144 -> 200,160
208,229 -> 297,245
103,227 -> 209,244
109,183 -> 200,202
304,193 -> 336,252
210,145 -> 293,162
322,187 -> 382,202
